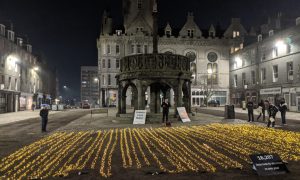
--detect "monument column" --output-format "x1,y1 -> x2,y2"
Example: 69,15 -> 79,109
137,80 -> 145,110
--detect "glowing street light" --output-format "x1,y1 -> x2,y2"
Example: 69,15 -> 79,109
63,85 -> 67,89
33,66 -> 39,71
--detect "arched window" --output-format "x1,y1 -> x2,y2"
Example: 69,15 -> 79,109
207,63 -> 218,84
164,51 -> 173,54
192,91 -> 196,95
196,91 -> 200,96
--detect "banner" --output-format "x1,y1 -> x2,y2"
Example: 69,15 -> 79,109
177,107 -> 191,123
133,110 -> 147,124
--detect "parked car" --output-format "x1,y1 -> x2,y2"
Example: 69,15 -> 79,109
82,103 -> 91,109
207,100 -> 220,107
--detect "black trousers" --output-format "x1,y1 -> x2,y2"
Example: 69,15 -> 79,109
162,111 -> 169,123
281,111 -> 286,124
248,110 -> 254,122
41,117 -> 48,131
257,109 -> 265,121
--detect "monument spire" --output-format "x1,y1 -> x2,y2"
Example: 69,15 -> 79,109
152,0 -> 158,54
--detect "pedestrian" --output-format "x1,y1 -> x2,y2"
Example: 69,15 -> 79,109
279,99 -> 288,125
257,100 -> 266,121
267,104 -> 279,128
246,99 -> 254,122
264,100 -> 270,117
161,98 -> 171,124
31,104 -> 35,111
40,105 -> 49,132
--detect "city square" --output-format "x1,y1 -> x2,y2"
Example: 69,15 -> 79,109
1,0 -> 300,179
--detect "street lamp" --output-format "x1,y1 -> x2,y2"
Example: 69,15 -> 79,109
243,84 -> 248,110
94,78 -> 100,106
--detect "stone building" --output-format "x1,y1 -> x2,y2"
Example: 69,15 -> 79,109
80,66 -> 99,107
230,15 -> 300,111
97,0 -> 245,107
0,22 -> 57,113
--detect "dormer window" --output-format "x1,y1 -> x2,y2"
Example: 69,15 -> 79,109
136,27 -> 143,32
17,38 -> 23,46
269,30 -> 274,37
209,32 -> 214,37
0,25 -> 5,36
258,34 -> 262,42
116,30 -> 122,36
137,0 -> 142,10
187,29 -> 194,38
166,30 -> 171,37
7,30 -> 14,41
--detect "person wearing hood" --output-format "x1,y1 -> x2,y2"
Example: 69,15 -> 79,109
279,99 -> 288,125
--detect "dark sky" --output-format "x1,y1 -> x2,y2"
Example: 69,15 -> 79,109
0,0 -> 299,100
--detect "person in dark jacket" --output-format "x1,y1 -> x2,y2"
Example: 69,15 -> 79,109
267,104 -> 279,128
257,100 -> 266,121
279,100 -> 288,125
161,99 -> 171,123
246,99 -> 254,122
40,106 -> 49,132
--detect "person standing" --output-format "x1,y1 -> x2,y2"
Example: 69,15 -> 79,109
257,100 -> 266,121
267,104 -> 279,128
31,103 -> 35,111
161,99 -> 171,124
40,105 -> 49,132
279,100 -> 288,125
246,99 -> 254,122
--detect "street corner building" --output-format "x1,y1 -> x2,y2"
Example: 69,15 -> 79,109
230,15 -> 300,112
96,0 -> 300,112
0,22 -> 59,114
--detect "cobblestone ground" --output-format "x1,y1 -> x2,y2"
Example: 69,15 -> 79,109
0,108 -> 300,180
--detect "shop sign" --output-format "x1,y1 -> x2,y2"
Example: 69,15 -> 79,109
282,88 -> 290,93
260,87 -> 281,95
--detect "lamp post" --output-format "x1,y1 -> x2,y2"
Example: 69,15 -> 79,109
94,78 -> 100,107
243,84 -> 248,110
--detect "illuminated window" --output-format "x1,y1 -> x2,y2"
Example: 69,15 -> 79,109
233,31 -> 236,38
236,31 -> 240,37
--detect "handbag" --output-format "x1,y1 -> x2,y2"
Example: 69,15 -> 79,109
269,117 -> 275,122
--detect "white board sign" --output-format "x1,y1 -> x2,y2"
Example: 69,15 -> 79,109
133,110 -> 147,124
177,107 -> 191,123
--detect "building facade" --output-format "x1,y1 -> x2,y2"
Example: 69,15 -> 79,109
81,66 -> 99,107
230,16 -> 300,111
97,0 -> 246,107
0,23 -> 58,113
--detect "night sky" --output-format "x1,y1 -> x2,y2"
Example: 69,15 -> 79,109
0,0 -> 299,100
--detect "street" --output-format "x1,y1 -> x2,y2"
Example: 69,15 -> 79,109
0,109 -> 89,159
